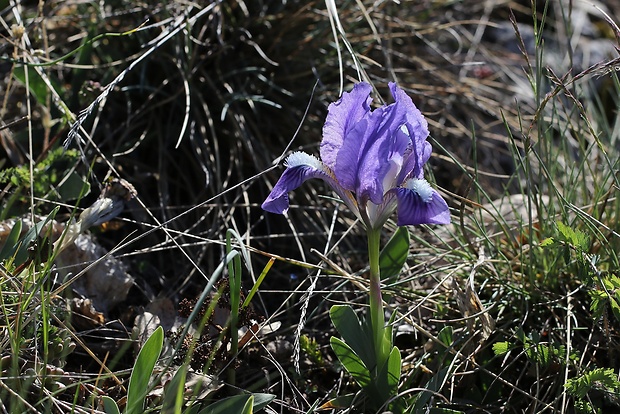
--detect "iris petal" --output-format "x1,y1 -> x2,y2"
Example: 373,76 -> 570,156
321,83 -> 373,172
337,84 -> 421,204
336,110 -> 390,202
263,82 -> 450,228
389,83 -> 429,143
387,83 -> 432,183
262,151 -> 359,218
261,152 -> 328,214
356,115 -> 409,203
399,139 -> 432,182
395,179 -> 450,225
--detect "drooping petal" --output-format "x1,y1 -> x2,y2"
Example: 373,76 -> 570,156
261,152 -> 328,214
262,152 -> 359,217
395,178 -> 450,225
321,82 -> 373,172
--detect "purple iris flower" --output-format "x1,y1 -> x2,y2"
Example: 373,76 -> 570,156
262,82 -> 450,229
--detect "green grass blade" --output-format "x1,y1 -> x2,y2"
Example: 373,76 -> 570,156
225,228 -> 252,272
226,229 -> 243,386
411,367 -> 451,412
242,257 -> 274,309
14,206 -> 59,266
161,365 -> 187,414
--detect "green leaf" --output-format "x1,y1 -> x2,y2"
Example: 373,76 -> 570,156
184,406 -> 202,414
126,326 -> 164,414
590,274 -> 620,323
375,345 -> 401,401
0,219 -> 22,263
101,396 -> 121,414
247,393 -> 275,412
14,207 -> 59,266
199,395 -> 251,414
573,399 -> 597,414
13,66 -> 55,105
536,344 -> 551,368
242,397 -> 254,414
319,393 -> 356,410
437,326 -> 453,348
492,341 -> 510,356
411,366 -> 451,412
198,394 -> 275,414
514,327 -> 528,344
369,346 -> 401,406
56,171 -> 90,202
161,366 -> 187,414
329,305 -> 375,367
556,222 -> 575,244
609,296 -> 620,322
574,230 -> 590,252
330,336 -> 371,388
539,237 -> 556,247
589,290 -> 606,320
603,274 -> 620,290
556,222 -> 589,251
379,227 -> 410,282
565,368 -> 620,399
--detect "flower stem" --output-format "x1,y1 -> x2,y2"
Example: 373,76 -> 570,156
367,228 -> 387,365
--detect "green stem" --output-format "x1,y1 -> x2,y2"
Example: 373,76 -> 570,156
367,228 -> 387,365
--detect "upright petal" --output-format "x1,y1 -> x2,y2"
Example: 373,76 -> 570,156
348,84 -> 418,203
389,83 -> 428,147
387,83 -> 432,182
395,178 -> 450,225
335,109 -> 389,200
350,110 -> 410,204
321,82 -> 373,172
399,137 -> 432,183
380,129 -> 406,192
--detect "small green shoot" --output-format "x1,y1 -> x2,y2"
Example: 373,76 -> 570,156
125,326 -> 164,414
161,366 -> 188,414
199,393 -> 275,414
